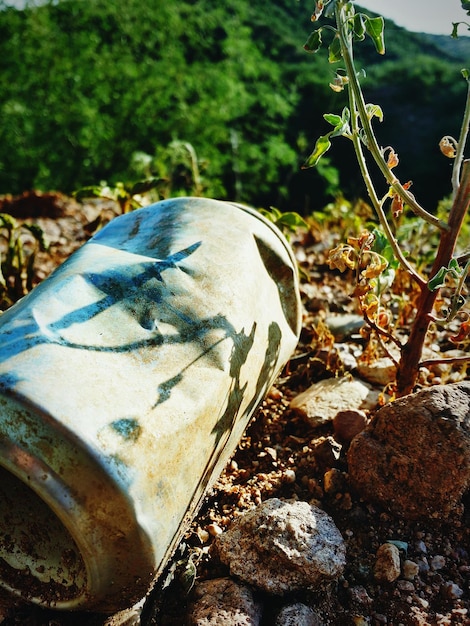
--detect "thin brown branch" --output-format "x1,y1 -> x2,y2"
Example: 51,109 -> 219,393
420,355 -> 470,369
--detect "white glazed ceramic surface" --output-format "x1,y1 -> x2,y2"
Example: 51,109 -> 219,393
0,197 -> 301,611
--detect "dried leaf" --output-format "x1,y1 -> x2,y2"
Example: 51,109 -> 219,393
439,136 -> 457,159
391,194 -> 403,218
450,319 -> 470,344
328,244 -> 356,272
311,0 -> 325,22
386,148 -> 399,169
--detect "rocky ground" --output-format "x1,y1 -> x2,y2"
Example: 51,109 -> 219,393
0,192 -> 469,625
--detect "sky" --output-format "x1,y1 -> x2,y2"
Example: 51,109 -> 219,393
2,0 -> 469,36
357,0 -> 468,36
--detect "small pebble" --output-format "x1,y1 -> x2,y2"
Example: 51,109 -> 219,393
333,410 -> 367,446
397,580 -> 414,592
402,559 -> 419,581
415,596 -> 429,609
348,585 -> 372,607
283,469 -> 296,483
431,555 -> 446,571
442,581 -> 464,599
266,446 -> 278,461
206,523 -> 223,537
415,540 -> 427,553
312,436 -> 342,470
374,543 -> 401,583
323,468 -> 346,494
197,527 -> 210,544
268,387 -> 283,400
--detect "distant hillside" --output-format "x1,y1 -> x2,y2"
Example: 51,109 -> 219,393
0,0 -> 467,213
421,32 -> 470,61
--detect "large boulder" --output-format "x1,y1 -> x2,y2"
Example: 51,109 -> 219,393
348,382 -> 470,519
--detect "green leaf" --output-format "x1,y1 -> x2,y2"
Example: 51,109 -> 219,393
462,68 -> 470,81
330,122 -> 350,138
0,213 -> 17,232
357,68 -> 367,80
328,34 -> 342,62
462,0 -> 470,15
259,207 -> 283,222
365,103 -> 384,122
277,212 -> 308,230
365,16 -> 385,54
73,186 -> 103,201
130,178 -> 160,195
324,106 -> 350,138
302,133 -> 332,168
179,558 -> 197,594
369,227 -> 399,268
353,13 -> 366,41
448,257 -> 464,276
371,228 -> 388,253
0,264 -> 7,290
358,128 -> 370,148
304,29 -> 323,53
23,223 -> 49,252
428,266 -> 449,291
429,258 -> 465,288
324,113 -> 343,127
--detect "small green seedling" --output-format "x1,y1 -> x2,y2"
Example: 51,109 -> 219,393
0,213 -> 48,309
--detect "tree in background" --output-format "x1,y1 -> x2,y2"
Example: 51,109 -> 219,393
0,0 -> 468,212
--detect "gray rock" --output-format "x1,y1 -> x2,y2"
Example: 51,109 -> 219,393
348,382 -> 470,519
188,577 -> 262,626
290,377 -> 379,427
356,354 -> 398,386
215,498 -> 346,595
275,602 -> 323,625
396,580 -> 415,592
431,555 -> 446,571
325,313 -> 364,340
441,581 -> 464,599
347,585 -> 373,609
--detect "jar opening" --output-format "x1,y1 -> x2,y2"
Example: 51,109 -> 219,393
0,465 -> 87,606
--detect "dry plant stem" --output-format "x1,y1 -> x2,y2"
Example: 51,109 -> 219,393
420,355 -> 470,369
396,159 -> 470,396
361,311 -> 402,364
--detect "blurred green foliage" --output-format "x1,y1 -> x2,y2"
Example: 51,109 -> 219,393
0,0 -> 468,212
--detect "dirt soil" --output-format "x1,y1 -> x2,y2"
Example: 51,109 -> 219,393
0,191 -> 469,626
